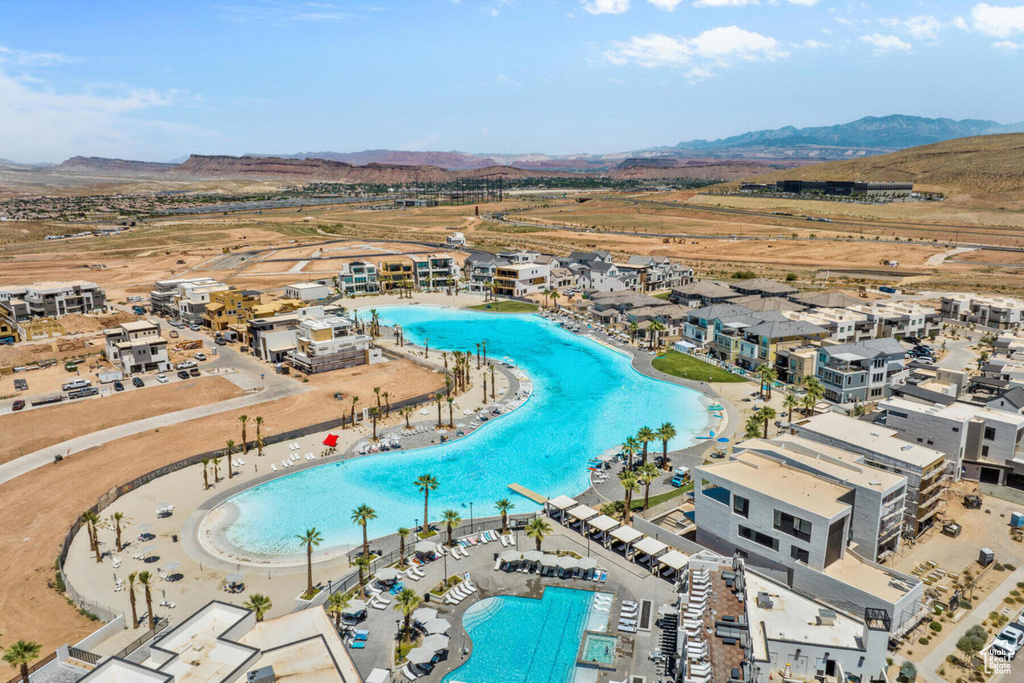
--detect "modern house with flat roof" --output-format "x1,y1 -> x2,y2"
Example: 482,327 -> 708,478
0,280 -> 106,319
202,289 -> 261,332
411,253 -> 459,290
175,281 -> 232,326
940,293 -> 1024,330
149,278 -> 220,317
338,260 -> 380,295
104,321 -> 171,374
284,282 -> 331,301
289,316 -> 378,374
492,262 -> 551,297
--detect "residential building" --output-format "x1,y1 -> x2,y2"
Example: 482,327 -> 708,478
619,256 -> 693,292
880,397 -> 1024,485
104,321 -> 171,374
575,260 -> 635,292
682,303 -> 756,347
792,412 -> 949,536
783,308 -> 874,343
0,281 -> 105,319
774,345 -> 820,385
940,293 -> 1024,330
284,282 -> 331,301
846,301 -> 941,340
166,280 -> 232,325
202,289 -> 261,332
0,315 -> 17,343
377,258 -> 415,293
775,180 -> 913,196
789,290 -> 865,310
549,266 -> 577,289
446,231 -> 466,247
814,338 -> 910,404
463,254 -> 501,294
730,295 -> 805,313
289,316 -> 379,373
338,260 -> 380,295
737,319 -> 827,371
411,253 -> 459,289
246,304 -> 345,363
149,277 -> 220,317
669,281 -> 743,307
492,262 -> 551,297
729,278 -> 798,299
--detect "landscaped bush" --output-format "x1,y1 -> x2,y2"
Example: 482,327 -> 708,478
930,621 -> 943,632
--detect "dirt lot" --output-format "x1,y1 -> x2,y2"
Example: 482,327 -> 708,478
0,376 -> 246,463
0,357 -> 443,654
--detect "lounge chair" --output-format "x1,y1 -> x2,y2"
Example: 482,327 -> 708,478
348,640 -> 365,649
400,664 -> 420,680
499,535 -> 510,547
271,464 -> 278,472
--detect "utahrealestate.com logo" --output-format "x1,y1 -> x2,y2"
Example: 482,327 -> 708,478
983,649 -> 1011,676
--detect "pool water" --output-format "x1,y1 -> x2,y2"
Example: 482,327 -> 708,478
580,633 -> 617,665
443,587 -> 596,683
217,306 -> 708,556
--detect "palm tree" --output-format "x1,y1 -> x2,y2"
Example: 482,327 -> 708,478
442,351 -> 449,373
350,395 -> 360,428
801,393 -> 817,417
649,320 -> 666,350
657,422 -> 676,472
296,528 -> 323,596
127,572 -> 139,628
804,376 -> 825,403
441,509 -> 461,546
495,499 -> 514,534
138,570 -> 155,629
628,321 -> 638,343
326,592 -> 350,629
619,473 -> 640,525
415,473 -> 439,532
621,436 -> 640,469
243,593 -> 272,622
353,555 -> 371,587
201,458 -> 210,490
81,509 -> 100,551
401,405 -> 413,429
110,511 -> 130,552
238,414 -> 249,454
481,340 -> 487,364
447,397 -> 455,428
383,391 -> 391,417
212,457 -> 221,483
435,392 -> 443,428
3,640 -> 42,683
550,290 -> 561,310
369,406 -> 379,441
638,463 -> 660,511
761,366 -> 778,399
394,587 -> 422,643
351,505 -> 377,559
397,527 -> 411,567
255,416 -> 265,456
783,392 -> 800,425
490,364 -> 496,399
744,413 -> 764,439
225,440 -> 235,479
759,407 -> 777,438
636,426 -> 656,465
526,517 -> 552,551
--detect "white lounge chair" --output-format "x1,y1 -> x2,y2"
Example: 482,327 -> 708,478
271,464 -> 278,472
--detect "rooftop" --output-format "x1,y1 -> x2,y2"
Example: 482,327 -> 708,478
739,437 -> 907,492
882,397 -> 1024,426
823,552 -> 918,603
795,413 -> 945,468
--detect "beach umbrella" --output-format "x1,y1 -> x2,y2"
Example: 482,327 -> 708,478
343,599 -> 367,614
406,648 -> 435,665
415,541 -> 437,554
423,618 -> 451,635
141,545 -> 157,557
412,607 -> 438,624
156,502 -> 173,511
422,634 -> 450,652
375,567 -> 401,582
162,562 -> 181,573
137,524 -> 154,533
226,572 -> 244,584
716,437 -> 730,443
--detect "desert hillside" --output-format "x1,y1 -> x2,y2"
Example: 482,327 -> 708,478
736,133 -> 1024,202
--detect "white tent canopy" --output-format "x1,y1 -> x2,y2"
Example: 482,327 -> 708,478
547,495 -> 578,510
366,669 -> 391,683
659,549 -> 689,570
415,541 -> 438,554
587,515 -> 620,532
343,599 -> 367,614
567,505 -> 599,522
633,536 -> 669,557
412,607 -> 438,624
610,526 -> 644,545
406,648 -> 435,665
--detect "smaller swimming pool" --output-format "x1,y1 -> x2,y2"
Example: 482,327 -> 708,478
580,633 -> 617,665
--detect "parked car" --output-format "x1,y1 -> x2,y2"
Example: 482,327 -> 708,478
12,399 -> 25,411
188,324 -> 201,331
991,625 -> 1024,660
132,376 -> 145,388
175,360 -> 197,370
215,338 -> 227,346
176,370 -> 190,380
194,352 -> 207,361
62,379 -> 92,392
903,335 -> 921,344
156,374 -> 169,383
113,381 -> 125,392
671,466 -> 691,487
189,367 -> 201,377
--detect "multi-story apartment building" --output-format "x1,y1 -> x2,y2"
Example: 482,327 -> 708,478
202,289 -> 261,332
880,397 -> 1024,485
175,281 -> 232,326
492,262 -> 551,297
941,293 -> 1024,330
793,412 -> 948,536
289,316 -> 378,374
246,304 -> 346,363
846,302 -> 941,340
619,256 -> 693,293
149,277 -> 220,317
411,253 -> 459,289
0,281 -> 105,319
783,308 -> 874,343
104,321 -> 171,374
377,258 -> 415,293
338,260 -> 380,295
815,338 -> 909,404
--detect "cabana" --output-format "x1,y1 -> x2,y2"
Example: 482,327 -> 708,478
422,618 -> 451,635
422,634 -> 450,653
554,556 -> 578,579
631,536 -> 669,569
658,549 -> 689,580
498,549 -> 521,571
375,567 -> 401,584
577,556 -> 599,580
587,514 -> 620,546
342,599 -> 368,620
521,550 -> 543,572
565,505 -> 599,531
415,541 -> 438,558
609,526 -> 644,555
366,669 -> 392,683
546,495 -> 579,524
412,607 -> 438,625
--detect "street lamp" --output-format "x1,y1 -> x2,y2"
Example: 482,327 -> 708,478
469,502 -> 474,533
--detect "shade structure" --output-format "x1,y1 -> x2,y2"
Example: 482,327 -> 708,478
610,526 -> 644,545
632,536 -> 668,558
567,505 -> 599,522
499,549 -> 521,562
415,541 -> 438,554
539,554 -> 559,567
323,433 -> 339,447
343,599 -> 367,615
577,557 -> 598,570
366,669 -> 391,683
375,567 -> 401,582
137,524 -> 154,533
555,556 -> 578,570
547,495 -> 578,511
587,515 -> 620,533
406,647 -> 435,665
423,618 -> 451,635
225,572 -> 244,583
422,634 -> 450,652
162,562 -> 181,572
522,550 -> 544,563
412,607 -> 438,624
596,453 -> 615,463
659,549 -> 689,571
141,545 -> 157,556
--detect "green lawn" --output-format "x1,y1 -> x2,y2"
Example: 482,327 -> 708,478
468,301 -> 539,313
652,291 -> 671,300
652,350 -> 747,383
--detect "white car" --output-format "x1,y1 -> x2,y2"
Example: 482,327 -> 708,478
156,374 -> 169,383
194,352 -> 207,361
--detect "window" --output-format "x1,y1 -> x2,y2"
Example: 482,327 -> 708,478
984,427 -> 996,440
774,511 -> 813,542
790,545 -> 810,563
733,495 -> 750,518
739,525 -> 779,552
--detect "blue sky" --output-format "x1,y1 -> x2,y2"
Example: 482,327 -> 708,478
0,0 -> 1022,162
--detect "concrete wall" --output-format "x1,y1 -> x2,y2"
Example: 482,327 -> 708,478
882,404 -> 967,473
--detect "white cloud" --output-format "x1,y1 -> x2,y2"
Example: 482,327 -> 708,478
972,3 -> 1024,38
582,0 -> 630,14
859,33 -> 912,54
904,15 -> 943,41
785,0 -> 820,5
799,39 -> 830,49
0,46 -> 76,67
693,0 -> 759,7
951,16 -> 969,30
993,39 -> 1022,49
605,25 -> 785,77
648,0 -> 685,9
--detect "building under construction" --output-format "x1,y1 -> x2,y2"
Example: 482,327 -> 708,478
395,178 -> 504,207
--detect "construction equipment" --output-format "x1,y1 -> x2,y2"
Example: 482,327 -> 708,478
174,340 -> 202,351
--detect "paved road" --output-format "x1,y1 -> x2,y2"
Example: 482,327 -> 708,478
937,335 -> 979,373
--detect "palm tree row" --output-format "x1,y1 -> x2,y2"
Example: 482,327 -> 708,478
621,422 -> 675,470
